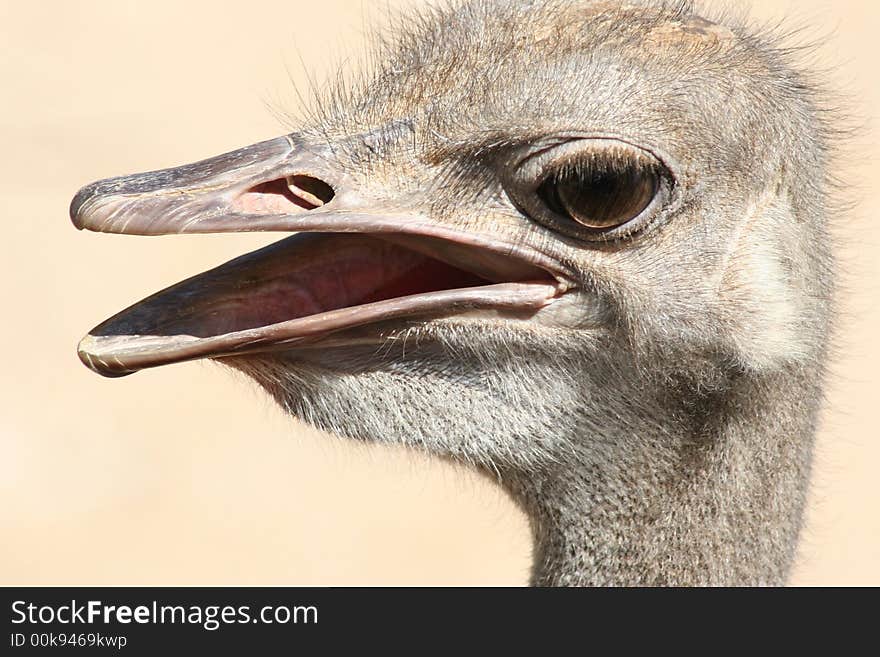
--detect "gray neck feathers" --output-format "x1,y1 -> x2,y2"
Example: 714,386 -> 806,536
506,364 -> 821,586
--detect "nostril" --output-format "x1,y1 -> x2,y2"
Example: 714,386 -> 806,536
246,175 -> 335,212
287,175 -> 335,208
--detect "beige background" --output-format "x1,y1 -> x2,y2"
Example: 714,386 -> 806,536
1,0 -> 877,585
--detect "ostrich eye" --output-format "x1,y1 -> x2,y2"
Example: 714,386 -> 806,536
506,138 -> 672,241
536,161 -> 659,231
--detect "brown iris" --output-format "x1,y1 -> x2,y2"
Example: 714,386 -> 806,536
537,160 -> 659,231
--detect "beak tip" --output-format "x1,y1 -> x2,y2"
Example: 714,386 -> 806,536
70,183 -> 96,230
77,336 -> 136,379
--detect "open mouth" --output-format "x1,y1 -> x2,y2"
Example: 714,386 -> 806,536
78,232 -> 560,377
72,136 -> 564,377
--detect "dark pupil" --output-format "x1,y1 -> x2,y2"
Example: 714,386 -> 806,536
539,165 -> 657,230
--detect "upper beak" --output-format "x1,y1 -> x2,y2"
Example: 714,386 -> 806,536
72,135 -> 350,236
72,134 -> 563,377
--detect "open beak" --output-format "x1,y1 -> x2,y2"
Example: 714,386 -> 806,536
72,135 -> 563,377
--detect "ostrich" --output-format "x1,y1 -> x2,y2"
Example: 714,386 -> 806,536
70,0 -> 836,586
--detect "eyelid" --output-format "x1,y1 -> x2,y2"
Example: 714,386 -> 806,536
514,139 -> 659,190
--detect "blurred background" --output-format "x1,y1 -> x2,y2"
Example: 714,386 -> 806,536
1,0 -> 877,585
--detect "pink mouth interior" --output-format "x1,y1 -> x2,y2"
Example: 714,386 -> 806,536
101,235 -> 492,340
204,243 -> 487,337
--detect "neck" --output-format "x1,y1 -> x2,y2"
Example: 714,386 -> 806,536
506,365 -> 821,586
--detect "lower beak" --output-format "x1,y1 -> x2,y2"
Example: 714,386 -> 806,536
72,135 -> 562,377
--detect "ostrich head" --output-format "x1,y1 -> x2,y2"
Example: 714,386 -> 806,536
71,0 -> 835,586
